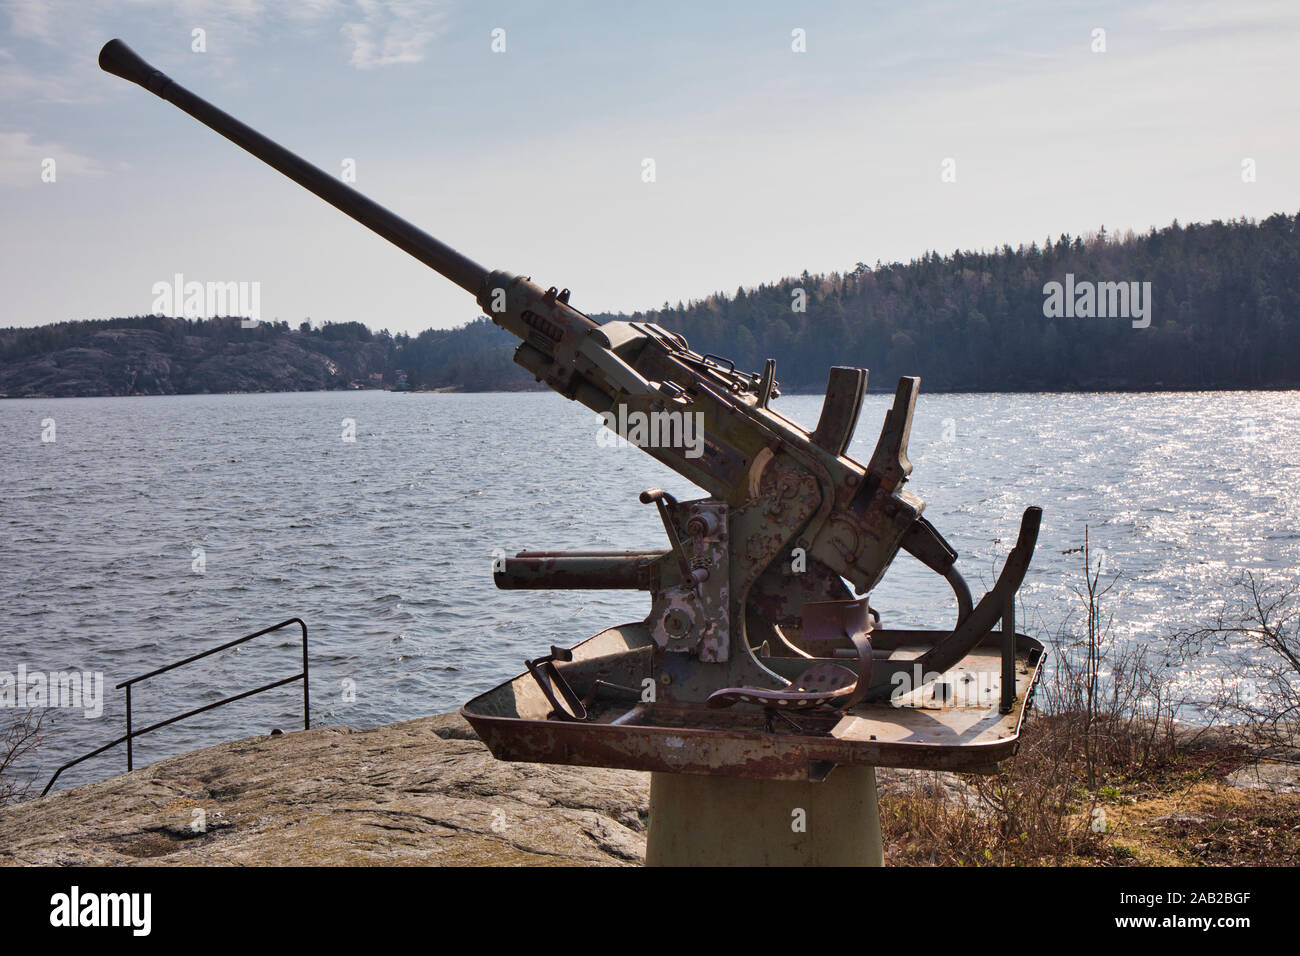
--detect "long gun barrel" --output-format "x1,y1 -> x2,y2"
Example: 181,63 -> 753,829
99,39 -> 489,296
99,39 -> 613,401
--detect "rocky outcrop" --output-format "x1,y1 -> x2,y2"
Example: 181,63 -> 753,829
0,322 -> 396,398
0,316 -> 541,397
0,714 -> 649,866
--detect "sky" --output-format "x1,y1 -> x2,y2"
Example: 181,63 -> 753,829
1,0 -> 1298,335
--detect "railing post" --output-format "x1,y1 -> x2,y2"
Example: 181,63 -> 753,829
125,684 -> 133,771
301,621 -> 310,730
1000,595 -> 1016,714
45,617 -> 308,796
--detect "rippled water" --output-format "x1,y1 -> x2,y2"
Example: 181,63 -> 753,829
3,390 -> 1298,792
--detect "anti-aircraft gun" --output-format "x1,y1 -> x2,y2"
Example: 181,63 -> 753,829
100,40 -> 1045,864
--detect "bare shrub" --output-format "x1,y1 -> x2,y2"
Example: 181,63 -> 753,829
1,709 -> 51,806
1175,571 -> 1300,749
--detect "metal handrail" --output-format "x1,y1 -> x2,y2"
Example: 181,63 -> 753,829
42,617 -> 308,796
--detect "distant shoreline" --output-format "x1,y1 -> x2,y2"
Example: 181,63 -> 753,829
4,384 -> 1299,401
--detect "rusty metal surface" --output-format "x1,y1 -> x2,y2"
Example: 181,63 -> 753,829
461,624 -> 1045,780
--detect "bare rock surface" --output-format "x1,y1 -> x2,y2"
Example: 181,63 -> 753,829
0,714 -> 649,866
1226,760 -> 1300,795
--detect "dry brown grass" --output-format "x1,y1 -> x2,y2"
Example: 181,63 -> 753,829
877,714 -> 1300,866
879,712 -> 1108,867
877,531 -> 1300,866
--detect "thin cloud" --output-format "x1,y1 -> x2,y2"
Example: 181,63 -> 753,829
1139,0 -> 1297,34
284,0 -> 345,21
341,0 -> 448,70
4,0 -> 56,41
0,130 -> 104,187
0,0 -> 451,105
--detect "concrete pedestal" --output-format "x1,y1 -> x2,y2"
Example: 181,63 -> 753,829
644,765 -> 883,866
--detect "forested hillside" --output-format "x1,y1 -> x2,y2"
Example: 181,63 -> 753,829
3,212 -> 1297,397
608,212 -> 1300,391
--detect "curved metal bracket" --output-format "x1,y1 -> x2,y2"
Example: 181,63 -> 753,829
525,646 -> 588,722
861,507 -> 1042,702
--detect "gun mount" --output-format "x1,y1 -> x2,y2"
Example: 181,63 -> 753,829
101,40 -> 1045,862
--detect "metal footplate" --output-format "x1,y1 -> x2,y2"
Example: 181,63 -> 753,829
464,507 -> 1045,781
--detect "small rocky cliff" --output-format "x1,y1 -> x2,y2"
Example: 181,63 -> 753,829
0,714 -> 650,866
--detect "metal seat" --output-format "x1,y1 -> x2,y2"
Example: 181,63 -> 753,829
707,598 -> 874,711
